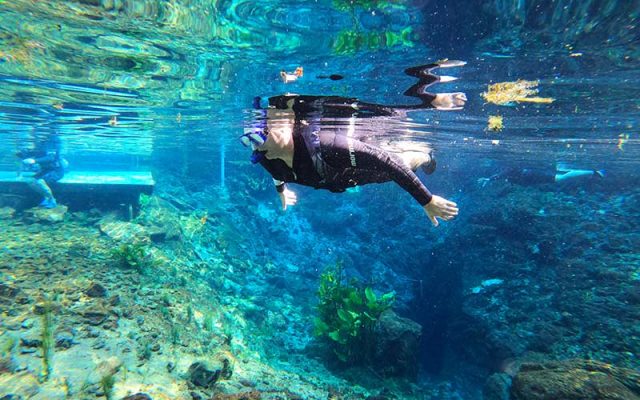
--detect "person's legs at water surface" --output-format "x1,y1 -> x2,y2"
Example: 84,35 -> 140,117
29,168 -> 64,208
387,144 -> 437,175
554,164 -> 605,183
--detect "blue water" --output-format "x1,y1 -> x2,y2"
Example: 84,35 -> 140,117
0,1 -> 639,399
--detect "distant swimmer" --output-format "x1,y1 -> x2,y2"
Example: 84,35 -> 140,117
242,60 -> 467,227
17,132 -> 67,208
478,164 -> 605,187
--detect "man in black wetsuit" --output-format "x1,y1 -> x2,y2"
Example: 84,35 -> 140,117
17,133 -> 65,208
241,60 -> 466,227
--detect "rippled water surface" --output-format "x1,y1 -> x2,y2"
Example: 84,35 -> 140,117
1,0 -> 637,167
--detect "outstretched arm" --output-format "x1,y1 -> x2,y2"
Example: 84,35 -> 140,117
321,134 -> 458,226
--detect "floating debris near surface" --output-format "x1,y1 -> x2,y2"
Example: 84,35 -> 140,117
487,115 -> 504,132
617,133 -> 630,151
482,80 -> 555,105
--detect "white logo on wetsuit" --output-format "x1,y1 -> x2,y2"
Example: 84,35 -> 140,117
347,118 -> 356,167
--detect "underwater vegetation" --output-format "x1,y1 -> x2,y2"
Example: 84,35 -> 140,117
482,80 -> 555,105
39,298 -> 54,383
314,263 -> 395,364
110,242 -> 154,273
100,372 -> 116,400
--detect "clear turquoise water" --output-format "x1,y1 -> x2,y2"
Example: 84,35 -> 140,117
0,1 -> 639,398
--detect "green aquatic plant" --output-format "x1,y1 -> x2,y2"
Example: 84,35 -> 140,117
40,300 -> 54,382
314,263 -> 395,364
170,321 -> 181,345
100,373 -> 115,400
203,312 -> 214,331
111,242 -> 151,273
139,193 -> 152,208
186,304 -> 193,324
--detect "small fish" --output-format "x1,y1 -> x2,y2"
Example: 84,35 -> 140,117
316,74 -> 344,81
200,214 -> 208,225
176,112 -> 182,123
109,116 -> 118,126
52,103 -> 64,110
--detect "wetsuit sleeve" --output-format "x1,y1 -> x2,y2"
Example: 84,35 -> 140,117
321,133 -> 433,206
273,179 -> 286,193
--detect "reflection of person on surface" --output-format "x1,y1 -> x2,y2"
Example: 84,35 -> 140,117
17,132 -> 65,208
242,60 -> 467,227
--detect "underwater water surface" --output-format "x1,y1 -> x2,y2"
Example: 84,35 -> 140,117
0,1 -> 639,399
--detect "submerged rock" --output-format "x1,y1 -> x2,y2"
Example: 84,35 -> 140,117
0,284 -> 19,302
121,394 -> 152,400
188,361 -> 221,388
0,207 -> 15,220
82,307 -> 109,326
511,359 -> 640,400
373,310 -> 422,378
483,373 -> 512,400
211,391 -> 262,400
54,331 -> 75,349
0,334 -> 18,373
0,371 -> 39,399
23,205 -> 68,223
85,282 -> 108,298
99,220 -> 148,242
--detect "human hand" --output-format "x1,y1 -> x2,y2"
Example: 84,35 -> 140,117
423,195 -> 458,227
22,158 -> 36,165
432,92 -> 467,110
278,188 -> 297,211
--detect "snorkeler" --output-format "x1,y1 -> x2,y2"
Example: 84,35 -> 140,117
17,133 -> 66,208
242,60 -> 466,227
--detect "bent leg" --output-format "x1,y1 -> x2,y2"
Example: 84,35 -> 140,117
28,178 -> 53,200
555,169 -> 598,182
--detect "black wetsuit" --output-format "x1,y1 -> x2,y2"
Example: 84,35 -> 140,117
256,96 -> 433,206
253,62 -> 464,206
18,135 -> 65,183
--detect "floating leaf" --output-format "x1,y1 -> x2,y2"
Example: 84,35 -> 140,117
482,80 -> 554,106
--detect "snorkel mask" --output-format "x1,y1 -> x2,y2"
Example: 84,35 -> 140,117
242,96 -> 269,163
240,127 -> 267,148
